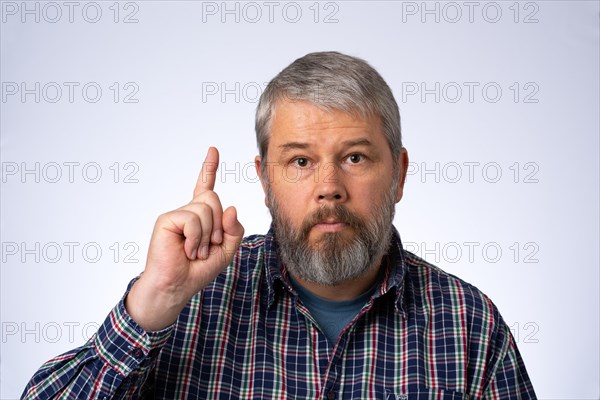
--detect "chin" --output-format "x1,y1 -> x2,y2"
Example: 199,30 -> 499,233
310,230 -> 355,248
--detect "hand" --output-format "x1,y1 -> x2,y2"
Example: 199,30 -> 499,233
125,147 -> 245,331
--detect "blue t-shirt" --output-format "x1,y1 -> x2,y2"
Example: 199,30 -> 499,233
289,274 -> 377,345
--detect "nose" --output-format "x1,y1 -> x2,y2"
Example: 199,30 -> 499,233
315,162 -> 347,203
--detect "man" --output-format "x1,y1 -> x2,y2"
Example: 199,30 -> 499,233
22,52 -> 536,399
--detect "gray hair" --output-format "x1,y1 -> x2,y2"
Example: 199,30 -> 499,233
255,51 -> 402,170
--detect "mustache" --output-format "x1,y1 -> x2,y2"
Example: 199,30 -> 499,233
299,204 -> 364,237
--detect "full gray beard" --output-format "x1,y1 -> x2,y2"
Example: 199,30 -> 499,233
268,186 -> 397,286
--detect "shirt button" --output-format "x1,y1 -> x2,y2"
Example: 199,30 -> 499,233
132,348 -> 143,358
327,391 -> 336,399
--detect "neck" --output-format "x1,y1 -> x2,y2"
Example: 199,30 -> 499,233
289,256 -> 383,301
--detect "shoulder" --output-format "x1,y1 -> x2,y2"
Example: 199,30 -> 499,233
402,249 -> 503,335
402,250 -> 516,381
399,252 -> 535,400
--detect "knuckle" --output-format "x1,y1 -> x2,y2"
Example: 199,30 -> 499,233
199,191 -> 222,208
182,202 -> 211,217
156,211 -> 173,223
200,226 -> 212,239
197,203 -> 213,218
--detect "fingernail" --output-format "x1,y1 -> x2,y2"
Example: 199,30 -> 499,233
200,244 -> 208,259
212,230 -> 222,244
191,248 -> 197,260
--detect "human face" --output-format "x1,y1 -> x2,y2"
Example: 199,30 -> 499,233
256,100 -> 407,285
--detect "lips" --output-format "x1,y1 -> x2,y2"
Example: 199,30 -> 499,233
301,205 -> 358,236
313,219 -> 348,233
318,218 -> 343,224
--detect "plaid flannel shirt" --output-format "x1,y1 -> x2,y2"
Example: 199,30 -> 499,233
22,226 -> 536,399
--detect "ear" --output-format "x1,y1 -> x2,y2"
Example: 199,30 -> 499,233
255,155 -> 269,207
395,147 -> 409,203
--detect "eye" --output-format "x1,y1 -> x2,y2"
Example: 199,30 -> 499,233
291,157 -> 310,168
346,153 -> 365,164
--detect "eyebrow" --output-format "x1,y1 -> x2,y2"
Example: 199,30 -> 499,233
341,138 -> 373,148
278,142 -> 310,152
278,138 -> 373,154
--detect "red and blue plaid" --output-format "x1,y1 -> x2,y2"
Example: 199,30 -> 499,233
22,227 -> 536,399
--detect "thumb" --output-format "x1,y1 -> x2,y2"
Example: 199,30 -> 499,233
221,206 -> 245,257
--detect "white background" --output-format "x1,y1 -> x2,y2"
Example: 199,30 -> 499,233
1,1 -> 599,398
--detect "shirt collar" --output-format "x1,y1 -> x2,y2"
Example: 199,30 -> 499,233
263,224 -> 408,318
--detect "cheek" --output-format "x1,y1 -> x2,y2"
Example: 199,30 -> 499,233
273,168 -> 313,199
349,179 -> 389,206
271,182 -> 311,220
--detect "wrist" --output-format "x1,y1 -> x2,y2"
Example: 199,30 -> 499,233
125,277 -> 187,332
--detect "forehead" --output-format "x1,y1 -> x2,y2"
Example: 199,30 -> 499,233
268,100 -> 386,149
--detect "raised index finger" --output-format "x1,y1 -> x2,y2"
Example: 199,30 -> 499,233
193,147 -> 219,198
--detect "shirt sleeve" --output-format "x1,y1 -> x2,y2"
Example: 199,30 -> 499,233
483,323 -> 537,399
21,278 -> 174,400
